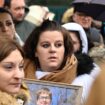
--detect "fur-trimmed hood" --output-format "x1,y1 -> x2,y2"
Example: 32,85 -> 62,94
0,83 -> 30,105
76,53 -> 94,76
0,90 -> 18,105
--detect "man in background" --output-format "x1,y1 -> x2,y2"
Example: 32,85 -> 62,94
4,0 -> 35,42
72,3 -> 104,46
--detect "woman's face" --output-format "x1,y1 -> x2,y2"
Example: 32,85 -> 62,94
37,93 -> 51,105
35,31 -> 65,72
69,32 -> 80,53
0,49 -> 24,94
0,13 -> 15,39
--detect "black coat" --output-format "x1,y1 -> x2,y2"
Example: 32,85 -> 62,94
75,53 -> 94,76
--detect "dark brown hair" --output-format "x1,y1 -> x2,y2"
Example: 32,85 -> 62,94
24,20 -> 73,69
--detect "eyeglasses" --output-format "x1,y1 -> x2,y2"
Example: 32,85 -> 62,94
39,96 -> 50,100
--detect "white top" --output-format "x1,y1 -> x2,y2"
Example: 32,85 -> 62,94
72,74 -> 94,104
90,63 -> 101,79
36,71 -> 50,79
15,33 -> 24,46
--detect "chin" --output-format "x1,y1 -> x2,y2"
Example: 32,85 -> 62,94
48,66 -> 59,72
18,18 -> 24,21
7,88 -> 20,94
82,25 -> 90,29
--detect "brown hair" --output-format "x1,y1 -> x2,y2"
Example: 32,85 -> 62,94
24,19 -> 73,69
0,35 -> 24,62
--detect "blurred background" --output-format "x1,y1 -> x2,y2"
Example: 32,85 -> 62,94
25,0 -> 73,23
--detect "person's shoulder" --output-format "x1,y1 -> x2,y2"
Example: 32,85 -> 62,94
90,27 -> 100,34
22,20 -> 36,27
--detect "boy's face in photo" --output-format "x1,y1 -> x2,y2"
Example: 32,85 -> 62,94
37,93 -> 51,105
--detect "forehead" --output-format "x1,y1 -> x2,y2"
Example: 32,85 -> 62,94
1,49 -> 22,62
75,11 -> 91,17
39,92 -> 49,96
0,13 -> 12,21
11,0 -> 25,7
39,31 -> 63,41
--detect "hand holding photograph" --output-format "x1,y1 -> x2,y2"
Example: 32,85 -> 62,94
24,79 -> 82,105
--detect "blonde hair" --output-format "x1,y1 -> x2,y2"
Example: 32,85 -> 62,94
61,7 -> 74,23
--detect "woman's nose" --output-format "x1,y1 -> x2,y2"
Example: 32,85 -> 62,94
49,45 -> 56,52
14,67 -> 24,79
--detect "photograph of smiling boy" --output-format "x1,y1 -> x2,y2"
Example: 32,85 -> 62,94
36,88 -> 52,105
24,79 -> 82,105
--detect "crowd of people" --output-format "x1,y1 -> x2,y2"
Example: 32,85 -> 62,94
0,0 -> 105,105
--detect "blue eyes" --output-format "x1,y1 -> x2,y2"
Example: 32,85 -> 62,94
3,64 -> 24,71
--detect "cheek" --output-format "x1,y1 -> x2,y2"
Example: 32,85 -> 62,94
11,25 -> 15,31
10,32 -> 15,39
87,20 -> 92,25
36,52 -> 46,66
73,16 -> 80,22
21,71 -> 24,78
0,71 -> 13,82
73,44 -> 77,50
9,25 -> 15,34
0,76 -> 8,90
36,52 -> 45,59
35,48 -> 48,58
58,48 -> 65,60
37,100 -> 42,105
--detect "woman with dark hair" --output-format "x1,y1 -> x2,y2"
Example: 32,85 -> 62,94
0,7 -> 23,45
24,20 -> 94,104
